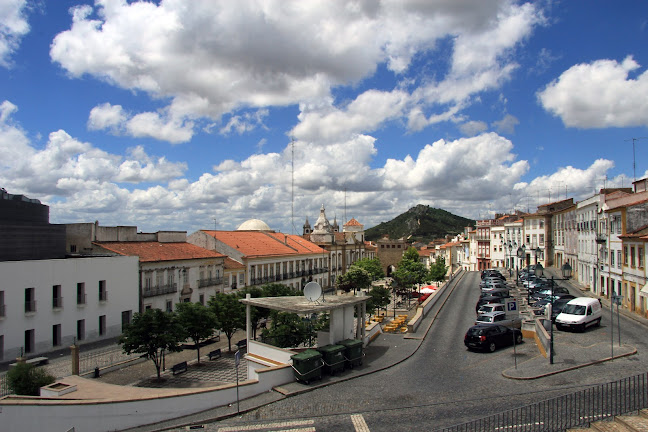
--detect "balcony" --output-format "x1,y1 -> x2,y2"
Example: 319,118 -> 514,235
198,277 -> 223,288
142,283 -> 178,298
53,297 -> 63,308
25,300 -> 36,313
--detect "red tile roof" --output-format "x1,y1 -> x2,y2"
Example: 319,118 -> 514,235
96,242 -> 225,263
344,218 -> 363,227
224,257 -> 245,269
202,230 -> 326,258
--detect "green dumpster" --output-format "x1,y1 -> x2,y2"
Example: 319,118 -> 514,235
290,349 -> 322,384
338,339 -> 364,368
317,344 -> 346,375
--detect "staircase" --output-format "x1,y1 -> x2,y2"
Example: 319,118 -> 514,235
569,409 -> 648,431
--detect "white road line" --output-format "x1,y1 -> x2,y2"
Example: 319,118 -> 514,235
217,420 -> 314,431
351,414 -> 370,432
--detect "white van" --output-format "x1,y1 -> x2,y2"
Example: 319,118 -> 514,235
555,297 -> 602,332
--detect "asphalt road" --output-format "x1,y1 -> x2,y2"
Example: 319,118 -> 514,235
174,271 -> 648,432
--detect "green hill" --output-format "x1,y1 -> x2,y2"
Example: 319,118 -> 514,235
365,205 -> 474,244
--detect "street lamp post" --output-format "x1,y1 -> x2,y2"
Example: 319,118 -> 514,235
516,244 -> 525,287
535,262 -> 572,364
535,246 -> 541,265
508,243 -> 513,277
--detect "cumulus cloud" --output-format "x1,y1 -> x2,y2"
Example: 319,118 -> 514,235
51,0 -> 544,144
538,56 -> 648,128
492,114 -> 519,134
0,0 -> 30,67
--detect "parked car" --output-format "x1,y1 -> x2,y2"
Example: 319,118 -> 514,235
475,295 -> 506,313
479,288 -> 510,298
477,303 -> 506,315
530,286 -> 570,302
474,311 -> 522,328
481,269 -> 504,280
464,324 -> 523,352
555,297 -> 602,332
481,283 -> 509,293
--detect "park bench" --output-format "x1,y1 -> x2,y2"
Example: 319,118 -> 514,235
171,361 -> 187,375
208,348 -> 222,360
9,356 -> 48,368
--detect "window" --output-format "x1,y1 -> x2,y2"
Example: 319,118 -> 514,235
624,246 -> 629,266
539,234 -> 545,246
99,315 -> 106,336
0,335 -> 3,360
166,300 -> 173,312
156,272 -> 164,287
77,319 -> 85,341
239,273 -> 244,284
0,290 -> 5,317
182,269 -> 188,284
53,285 -> 63,308
25,287 -> 36,313
53,324 -> 61,346
98,280 -> 107,301
121,310 -> 132,331
25,329 -> 34,353
639,248 -> 644,268
611,252 -> 615,267
70,244 -> 77,253
199,294 -> 205,305
631,247 -> 636,268
618,251 -> 622,269
77,282 -> 86,305
145,273 -> 152,289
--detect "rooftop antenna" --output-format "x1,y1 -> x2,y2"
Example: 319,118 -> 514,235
344,186 -> 347,224
212,217 -> 217,230
291,137 -> 295,234
624,137 -> 647,182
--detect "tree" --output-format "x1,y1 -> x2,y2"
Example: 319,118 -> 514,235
261,312 -> 314,348
175,302 -> 217,364
7,362 -> 55,396
336,266 -> 372,294
350,257 -> 385,281
119,308 -> 185,380
392,247 -> 428,303
209,292 -> 246,352
366,285 -> 391,316
428,256 -> 448,284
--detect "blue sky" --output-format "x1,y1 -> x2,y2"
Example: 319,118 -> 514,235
1,0 -> 648,235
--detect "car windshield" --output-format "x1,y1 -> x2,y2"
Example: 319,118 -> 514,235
562,304 -> 586,315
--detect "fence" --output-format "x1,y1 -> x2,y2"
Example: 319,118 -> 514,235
0,373 -> 8,397
438,372 -> 648,432
78,345 -> 142,375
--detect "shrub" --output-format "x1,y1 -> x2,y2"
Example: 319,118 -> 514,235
7,362 -> 55,396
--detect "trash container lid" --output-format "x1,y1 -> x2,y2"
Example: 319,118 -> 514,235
338,339 -> 363,347
291,349 -> 322,361
317,344 -> 345,354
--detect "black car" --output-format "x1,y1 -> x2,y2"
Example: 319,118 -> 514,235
464,324 -> 523,352
481,270 -> 505,280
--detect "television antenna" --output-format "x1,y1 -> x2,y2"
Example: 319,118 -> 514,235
624,137 -> 647,182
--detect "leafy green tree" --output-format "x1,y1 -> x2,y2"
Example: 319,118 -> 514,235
209,292 -> 246,352
262,283 -> 299,297
119,308 -> 185,380
392,246 -> 428,301
175,302 -> 217,364
428,256 -> 448,284
366,285 -> 391,316
350,257 -> 385,281
7,362 -> 55,396
336,266 -> 372,294
261,312 -> 314,348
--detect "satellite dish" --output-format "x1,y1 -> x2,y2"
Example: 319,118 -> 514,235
303,281 -> 322,302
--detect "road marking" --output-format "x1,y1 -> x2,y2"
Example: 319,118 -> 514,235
351,414 -> 370,432
218,420 -> 314,431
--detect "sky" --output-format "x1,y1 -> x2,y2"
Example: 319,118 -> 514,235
1,0 -> 648,236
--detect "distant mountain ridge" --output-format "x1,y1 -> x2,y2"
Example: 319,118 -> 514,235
365,205 -> 475,244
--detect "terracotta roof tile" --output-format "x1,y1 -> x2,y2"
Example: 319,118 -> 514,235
224,257 -> 245,269
202,230 -> 326,258
96,242 -> 225,263
344,218 -> 363,227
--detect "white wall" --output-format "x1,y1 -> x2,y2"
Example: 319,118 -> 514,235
0,256 -> 139,361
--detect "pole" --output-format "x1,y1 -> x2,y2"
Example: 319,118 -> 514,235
617,300 -> 621,346
610,295 -> 614,358
550,276 -> 554,365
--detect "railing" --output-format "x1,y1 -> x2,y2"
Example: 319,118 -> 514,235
79,345 -> 143,376
198,277 -> 223,288
437,372 -> 648,432
25,300 -> 36,313
53,297 -> 63,308
0,373 -> 9,397
142,283 -> 177,298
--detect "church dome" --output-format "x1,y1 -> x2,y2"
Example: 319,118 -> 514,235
237,219 -> 272,231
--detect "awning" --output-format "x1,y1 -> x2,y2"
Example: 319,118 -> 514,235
640,283 -> 648,297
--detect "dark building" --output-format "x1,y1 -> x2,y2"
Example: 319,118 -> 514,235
0,189 -> 65,261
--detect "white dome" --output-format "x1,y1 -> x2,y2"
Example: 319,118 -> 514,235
237,219 -> 272,231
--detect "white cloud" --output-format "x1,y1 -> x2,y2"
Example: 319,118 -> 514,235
88,103 -> 127,132
220,109 -> 269,135
459,120 -> 488,137
492,114 -> 519,134
0,0 -> 29,67
538,56 -> 648,128
51,0 -> 544,145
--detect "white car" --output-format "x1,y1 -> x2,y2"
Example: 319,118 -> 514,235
477,303 -> 506,315
474,311 -> 522,329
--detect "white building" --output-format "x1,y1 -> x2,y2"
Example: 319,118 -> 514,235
0,256 -> 139,362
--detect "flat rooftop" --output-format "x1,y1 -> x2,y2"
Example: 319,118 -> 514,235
239,295 -> 367,314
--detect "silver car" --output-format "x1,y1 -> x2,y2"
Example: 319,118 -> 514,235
474,311 -> 522,328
